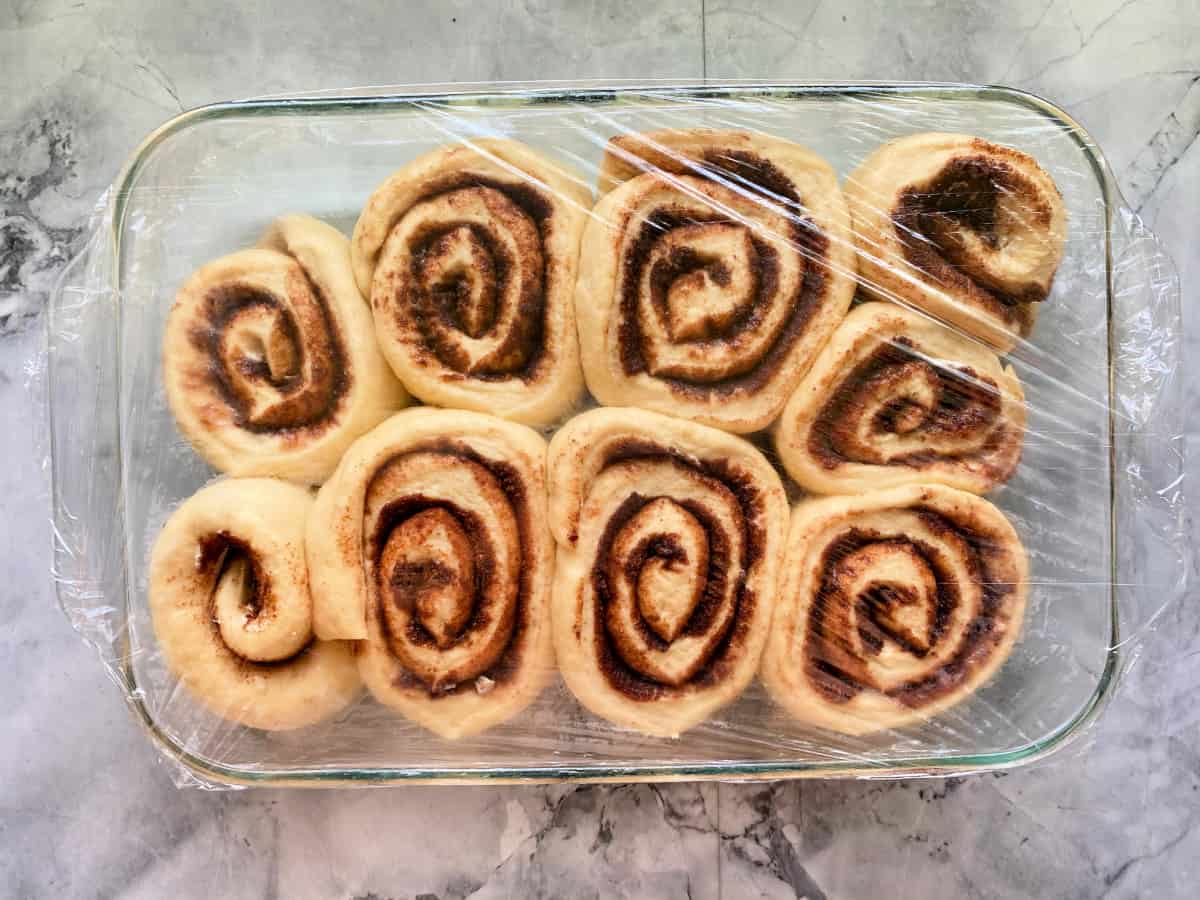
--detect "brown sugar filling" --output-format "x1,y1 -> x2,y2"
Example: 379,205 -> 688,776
365,442 -> 534,698
615,148 -> 832,399
586,442 -> 768,701
803,512 -> 1013,709
193,271 -> 350,436
396,174 -> 556,383
808,338 -> 1007,476
892,152 -> 1053,330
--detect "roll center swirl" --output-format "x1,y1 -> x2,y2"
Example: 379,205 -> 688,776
897,156 -> 1056,304
651,223 -> 756,344
198,534 -> 310,664
419,225 -> 499,339
202,268 -> 344,433
591,458 -> 748,690
817,342 -> 1003,467
397,184 -> 545,377
836,543 -> 939,660
366,449 -> 521,692
804,513 -> 1004,708
381,507 -> 476,649
613,498 -> 709,645
622,185 -> 810,388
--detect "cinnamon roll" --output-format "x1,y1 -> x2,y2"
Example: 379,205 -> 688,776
775,302 -> 1025,495
163,215 -> 408,484
761,484 -> 1028,735
547,407 -> 789,736
305,408 -> 553,738
351,139 -> 590,425
148,478 -> 361,731
845,133 -> 1067,350
577,129 -> 857,433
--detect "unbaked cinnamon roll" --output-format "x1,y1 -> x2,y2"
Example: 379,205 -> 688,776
577,129 -> 857,433
775,302 -> 1025,495
761,484 -> 1028,735
351,139 -> 590,425
163,215 -> 407,484
547,407 -> 789,736
148,478 -> 361,731
845,133 -> 1067,350
305,408 -> 554,739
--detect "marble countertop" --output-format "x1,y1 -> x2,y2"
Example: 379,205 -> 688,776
2,1 -> 1197,897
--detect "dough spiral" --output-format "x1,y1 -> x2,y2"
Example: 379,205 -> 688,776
163,214 -> 407,484
775,302 -> 1025,495
845,133 -> 1066,350
305,408 -> 554,738
352,139 -> 590,425
761,484 -> 1028,735
547,407 -> 788,736
148,478 -> 361,731
577,129 -> 857,433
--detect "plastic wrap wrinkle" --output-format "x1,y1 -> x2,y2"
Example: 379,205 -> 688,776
42,83 -> 1187,789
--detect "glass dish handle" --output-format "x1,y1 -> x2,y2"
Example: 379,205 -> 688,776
46,226 -> 132,691
1109,206 -> 1188,657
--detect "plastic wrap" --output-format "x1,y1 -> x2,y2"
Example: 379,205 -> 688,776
44,82 -> 1186,789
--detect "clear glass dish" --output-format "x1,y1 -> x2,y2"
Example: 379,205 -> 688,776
47,82 -> 1183,787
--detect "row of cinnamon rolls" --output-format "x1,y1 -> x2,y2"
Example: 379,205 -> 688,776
150,407 -> 1027,738
164,129 -> 1064,494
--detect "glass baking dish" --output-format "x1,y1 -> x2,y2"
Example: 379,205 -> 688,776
47,82 -> 1184,787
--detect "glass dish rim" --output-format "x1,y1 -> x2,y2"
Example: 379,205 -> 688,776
61,80 -> 1121,786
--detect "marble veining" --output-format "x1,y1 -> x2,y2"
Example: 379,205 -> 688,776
0,117 -> 83,334
1,1 -> 1197,898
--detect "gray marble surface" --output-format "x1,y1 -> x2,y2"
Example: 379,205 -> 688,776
2,1 -> 1198,897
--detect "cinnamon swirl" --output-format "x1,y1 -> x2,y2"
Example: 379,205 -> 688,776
761,484 -> 1028,735
352,139 -> 590,425
305,408 -> 554,738
162,215 -> 407,484
547,407 -> 788,736
148,478 -> 361,731
775,302 -> 1025,495
577,129 -> 857,433
845,133 -> 1067,350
